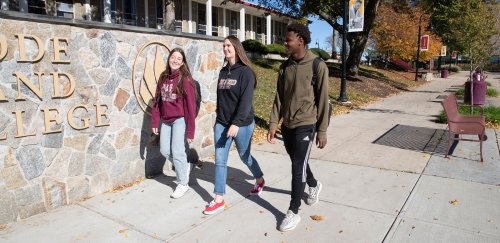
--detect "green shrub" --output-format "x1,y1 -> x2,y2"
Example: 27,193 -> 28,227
242,39 -> 268,54
456,87 -> 497,97
309,48 -> 330,60
487,88 -> 498,97
448,64 -> 462,72
266,44 -> 286,56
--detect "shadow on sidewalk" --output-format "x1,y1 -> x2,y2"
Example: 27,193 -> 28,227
150,154 -> 290,223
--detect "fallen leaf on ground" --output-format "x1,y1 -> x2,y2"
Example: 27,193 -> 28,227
449,199 -> 459,205
310,215 -> 325,221
0,224 -> 6,230
338,230 -> 343,234
118,228 -> 129,238
74,235 -> 85,240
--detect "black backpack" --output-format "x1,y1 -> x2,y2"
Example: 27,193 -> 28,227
311,57 -> 333,126
194,80 -> 201,117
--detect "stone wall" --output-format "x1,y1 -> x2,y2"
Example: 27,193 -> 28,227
0,16 -> 222,224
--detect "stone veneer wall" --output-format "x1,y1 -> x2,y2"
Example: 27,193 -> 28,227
0,15 -> 222,224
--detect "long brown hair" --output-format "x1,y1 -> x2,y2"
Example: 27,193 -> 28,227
224,35 -> 257,88
157,47 -> 193,96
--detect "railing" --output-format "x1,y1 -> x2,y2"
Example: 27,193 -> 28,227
230,29 -> 237,36
198,24 -> 206,34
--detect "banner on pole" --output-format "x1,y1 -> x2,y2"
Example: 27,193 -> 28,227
348,0 -> 364,32
420,35 -> 429,51
440,46 -> 447,56
451,51 -> 457,59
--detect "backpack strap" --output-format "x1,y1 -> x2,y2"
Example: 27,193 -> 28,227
311,57 -> 321,87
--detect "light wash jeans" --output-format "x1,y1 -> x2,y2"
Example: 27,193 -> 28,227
213,121 -> 263,195
160,117 -> 189,186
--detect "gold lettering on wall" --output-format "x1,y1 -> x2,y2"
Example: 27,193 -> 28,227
0,35 -> 7,60
94,103 -> 110,127
0,89 -> 7,101
68,105 -> 90,130
0,131 -> 6,140
42,108 -> 63,134
52,37 -> 70,63
51,72 -> 75,98
16,34 -> 45,62
14,71 -> 44,101
13,110 -> 36,138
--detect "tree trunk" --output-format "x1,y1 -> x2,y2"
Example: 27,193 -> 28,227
331,29 -> 338,59
346,33 -> 368,78
164,0 -> 175,30
318,0 -> 381,78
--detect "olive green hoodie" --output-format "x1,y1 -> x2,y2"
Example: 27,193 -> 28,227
269,51 -> 330,139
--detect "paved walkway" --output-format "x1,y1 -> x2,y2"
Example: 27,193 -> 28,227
1,71 -> 499,243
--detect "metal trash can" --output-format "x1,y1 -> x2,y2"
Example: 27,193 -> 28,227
464,80 -> 486,105
441,69 -> 449,78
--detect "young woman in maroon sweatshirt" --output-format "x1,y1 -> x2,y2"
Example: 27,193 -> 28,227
151,47 -> 196,199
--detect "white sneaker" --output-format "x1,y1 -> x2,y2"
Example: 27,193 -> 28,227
279,210 -> 301,232
306,181 -> 322,205
170,184 -> 190,199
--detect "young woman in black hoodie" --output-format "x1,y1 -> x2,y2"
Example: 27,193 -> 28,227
203,36 -> 265,215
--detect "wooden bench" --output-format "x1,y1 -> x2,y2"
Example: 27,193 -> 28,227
441,93 -> 486,162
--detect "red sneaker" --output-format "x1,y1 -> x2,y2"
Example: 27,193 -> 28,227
249,179 -> 265,196
203,200 -> 225,215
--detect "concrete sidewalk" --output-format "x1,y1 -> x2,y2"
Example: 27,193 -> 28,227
1,71 -> 499,243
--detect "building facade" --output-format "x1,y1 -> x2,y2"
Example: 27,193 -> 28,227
0,0 -> 292,44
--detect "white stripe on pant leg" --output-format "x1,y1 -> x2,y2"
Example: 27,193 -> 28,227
302,139 -> 314,182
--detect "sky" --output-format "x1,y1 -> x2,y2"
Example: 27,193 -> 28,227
309,16 -> 334,52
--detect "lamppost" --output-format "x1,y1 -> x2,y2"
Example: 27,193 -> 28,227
415,14 -> 424,81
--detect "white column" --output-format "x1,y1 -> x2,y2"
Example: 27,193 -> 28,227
206,0 -> 212,36
103,0 -> 112,23
19,0 -> 27,12
266,14 -> 271,45
188,0 -> 193,33
1,0 -> 9,10
84,0 -> 91,20
239,8 -> 245,41
222,8 -> 226,37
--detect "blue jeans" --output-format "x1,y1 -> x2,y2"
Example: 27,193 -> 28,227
213,121 -> 263,195
159,117 -> 189,186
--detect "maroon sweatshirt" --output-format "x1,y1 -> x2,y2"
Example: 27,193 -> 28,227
151,70 -> 196,139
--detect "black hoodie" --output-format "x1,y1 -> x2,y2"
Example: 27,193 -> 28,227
216,62 -> 255,127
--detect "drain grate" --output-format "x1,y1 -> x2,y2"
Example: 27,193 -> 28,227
373,124 -> 446,153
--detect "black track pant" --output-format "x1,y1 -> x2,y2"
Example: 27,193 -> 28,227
282,124 -> 318,214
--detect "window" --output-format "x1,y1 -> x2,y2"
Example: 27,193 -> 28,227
28,0 -> 46,15
212,7 -> 218,36
122,1 -> 137,25
197,2 -> 206,34
56,0 -> 74,19
230,11 -> 238,36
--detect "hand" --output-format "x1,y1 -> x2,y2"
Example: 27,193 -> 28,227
316,136 -> 327,149
267,129 -> 276,144
152,128 -> 159,135
187,138 -> 193,144
227,125 -> 239,138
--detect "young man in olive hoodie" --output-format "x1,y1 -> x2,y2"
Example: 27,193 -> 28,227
267,23 -> 330,232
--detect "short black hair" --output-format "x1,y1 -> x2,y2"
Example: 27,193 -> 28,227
287,23 -> 311,44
